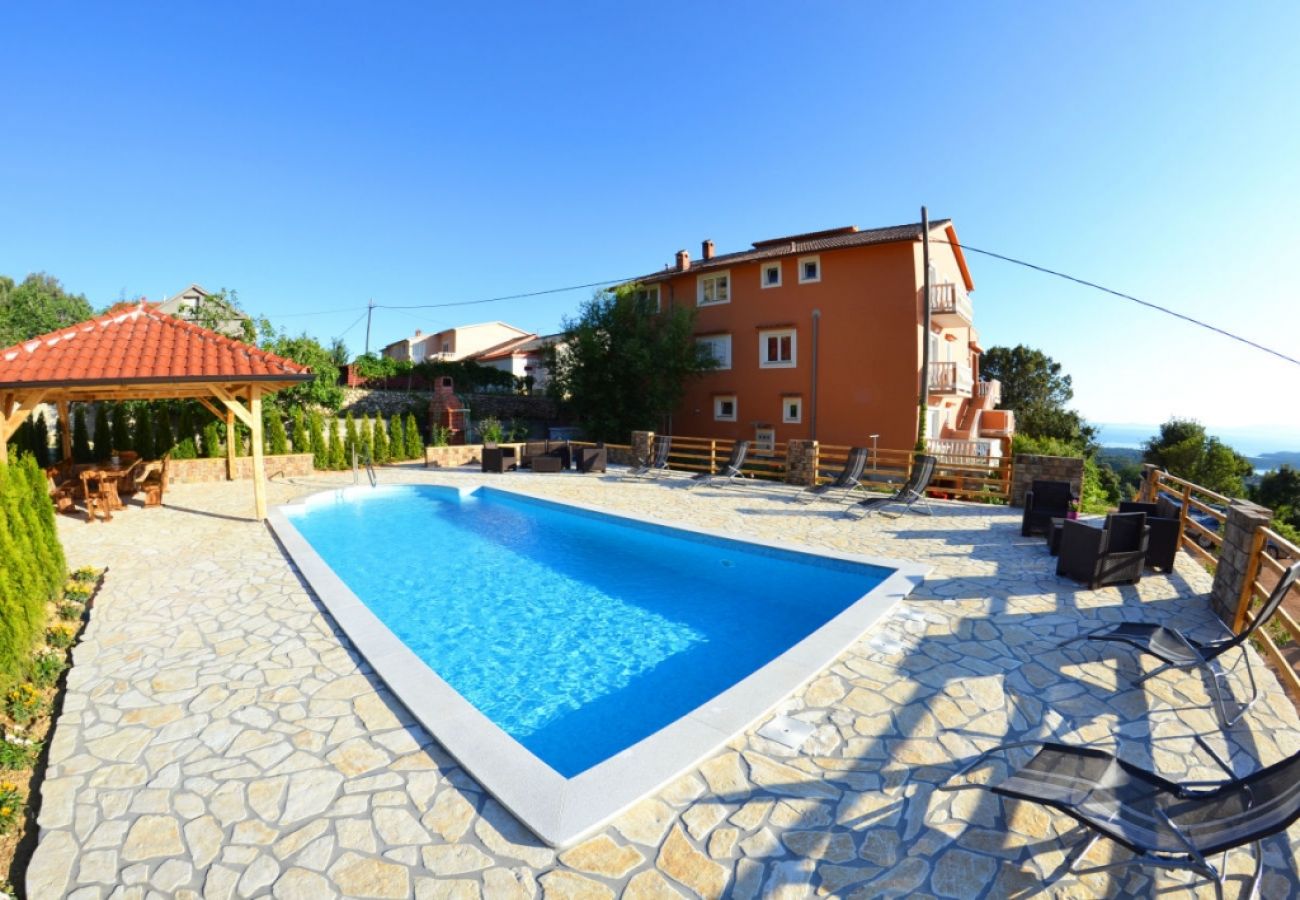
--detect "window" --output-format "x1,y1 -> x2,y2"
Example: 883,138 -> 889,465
761,262 -> 782,288
633,285 -> 661,312
755,427 -> 776,452
412,342 -> 427,363
697,271 -> 730,306
714,395 -> 737,421
441,340 -> 452,353
759,328 -> 797,368
696,334 -> 732,370
798,255 -> 821,284
782,396 -> 802,424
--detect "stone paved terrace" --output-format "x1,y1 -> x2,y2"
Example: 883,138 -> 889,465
26,464 -> 1300,899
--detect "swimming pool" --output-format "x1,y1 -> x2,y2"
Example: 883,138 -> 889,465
271,483 -> 928,845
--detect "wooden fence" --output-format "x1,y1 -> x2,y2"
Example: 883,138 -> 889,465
1139,467 -> 1300,699
818,443 -> 1012,504
657,436 -> 789,482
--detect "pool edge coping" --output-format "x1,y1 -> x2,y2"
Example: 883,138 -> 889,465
267,480 -> 931,847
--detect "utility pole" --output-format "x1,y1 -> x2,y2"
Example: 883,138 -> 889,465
364,299 -> 374,356
918,206 -> 932,450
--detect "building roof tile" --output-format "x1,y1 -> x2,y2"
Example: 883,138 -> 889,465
629,219 -> 953,285
0,303 -> 312,388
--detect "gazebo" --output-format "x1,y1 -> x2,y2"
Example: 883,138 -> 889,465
0,303 -> 313,520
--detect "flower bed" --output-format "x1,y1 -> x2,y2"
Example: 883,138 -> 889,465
0,566 -> 102,896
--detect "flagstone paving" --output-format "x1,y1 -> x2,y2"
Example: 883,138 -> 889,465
28,463 -> 1300,898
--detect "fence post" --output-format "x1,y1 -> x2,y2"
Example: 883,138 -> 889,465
784,440 -> 819,487
630,431 -> 655,468
709,440 -> 717,474
1234,529 -> 1267,632
1209,500 -> 1273,628
1140,464 -> 1160,502
1178,481 -> 1192,551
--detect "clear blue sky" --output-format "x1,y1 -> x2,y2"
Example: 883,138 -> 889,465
3,3 -> 1298,439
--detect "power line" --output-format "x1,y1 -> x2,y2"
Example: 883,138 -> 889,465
937,239 -> 1300,369
374,276 -> 640,311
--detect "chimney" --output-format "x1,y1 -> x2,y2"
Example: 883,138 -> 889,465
414,329 -> 422,337
702,239 -> 715,260
675,249 -> 691,271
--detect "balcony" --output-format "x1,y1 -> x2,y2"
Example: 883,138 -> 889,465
929,282 -> 973,326
928,361 -> 973,396
976,378 -> 1002,408
978,408 -> 1016,437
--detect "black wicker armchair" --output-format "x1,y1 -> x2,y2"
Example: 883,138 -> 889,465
1021,480 -> 1075,537
1056,512 -> 1149,590
1118,501 -> 1181,572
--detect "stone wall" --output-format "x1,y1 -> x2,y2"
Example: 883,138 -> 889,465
630,432 -> 655,469
342,389 -> 559,428
168,453 -> 314,484
1010,454 -> 1085,507
1209,499 -> 1274,626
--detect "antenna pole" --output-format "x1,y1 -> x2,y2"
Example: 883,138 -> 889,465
364,299 -> 374,355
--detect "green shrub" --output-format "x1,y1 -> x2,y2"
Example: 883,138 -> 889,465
404,413 -> 423,460
327,419 -> 345,470
4,683 -> 44,725
0,738 -> 40,769
71,567 -> 97,584
344,413 -> 359,464
372,413 -> 389,464
29,651 -> 64,689
290,407 -> 307,454
153,405 -> 175,457
431,424 -> 451,447
476,416 -> 504,445
45,624 -> 75,649
56,602 -> 82,622
0,780 -> 22,833
173,403 -> 199,459
134,403 -> 155,459
361,415 -> 374,462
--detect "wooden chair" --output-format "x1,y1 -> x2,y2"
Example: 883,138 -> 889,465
80,470 -> 114,523
46,466 -> 79,514
138,453 -> 170,508
116,458 -> 144,498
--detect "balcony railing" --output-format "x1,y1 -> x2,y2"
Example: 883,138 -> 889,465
929,361 -> 973,395
929,283 -> 973,322
976,378 -> 1002,407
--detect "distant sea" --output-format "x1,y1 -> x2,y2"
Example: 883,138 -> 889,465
1096,423 -> 1300,472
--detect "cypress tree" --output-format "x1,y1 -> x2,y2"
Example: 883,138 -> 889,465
153,404 -> 175,457
112,402 -> 132,452
309,411 -> 327,470
372,412 -> 389,464
92,403 -> 111,457
267,410 -> 289,455
72,406 -> 92,462
327,418 -> 345,470
202,417 -> 223,458
30,412 -> 51,467
404,413 -> 423,460
0,467 -> 33,678
344,412 -> 358,466
291,407 -> 307,454
134,403 -> 156,459
174,403 -> 199,459
361,414 -> 374,462
53,416 -> 66,463
390,415 -> 404,462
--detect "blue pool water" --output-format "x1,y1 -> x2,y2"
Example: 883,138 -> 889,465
288,486 -> 891,777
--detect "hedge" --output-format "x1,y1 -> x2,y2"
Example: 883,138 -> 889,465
0,455 -> 66,680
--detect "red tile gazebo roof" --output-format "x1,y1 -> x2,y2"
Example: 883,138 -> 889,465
0,303 -> 310,389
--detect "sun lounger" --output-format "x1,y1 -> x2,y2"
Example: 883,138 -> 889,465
796,447 -> 868,503
846,455 -> 936,518
689,441 -> 748,489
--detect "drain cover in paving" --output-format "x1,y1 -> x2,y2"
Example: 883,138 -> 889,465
757,715 -> 815,751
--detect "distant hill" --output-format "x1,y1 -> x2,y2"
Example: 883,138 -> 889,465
1251,452 -> 1300,471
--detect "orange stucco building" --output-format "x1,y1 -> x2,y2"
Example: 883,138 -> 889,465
629,220 -> 1014,456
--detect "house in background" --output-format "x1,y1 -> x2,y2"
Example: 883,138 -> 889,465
626,219 -> 1014,458
382,321 -> 530,365
156,284 -> 251,338
471,332 -> 564,391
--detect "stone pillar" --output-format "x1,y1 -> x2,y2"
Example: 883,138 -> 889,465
785,439 -> 819,487
630,430 -> 655,468
1209,499 -> 1273,628
1010,454 -> 1085,507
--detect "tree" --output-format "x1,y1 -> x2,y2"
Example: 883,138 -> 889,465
91,404 -> 111,456
1256,465 -> 1300,513
173,403 -> 199,459
980,345 -> 1096,449
290,407 -> 307,454
545,285 -> 716,441
308,411 -> 327,470
1142,418 -> 1253,497
111,402 -> 132,452
0,273 -> 94,345
266,408 -> 289,455
344,412 -> 359,465
372,413 -> 389,463
327,418 -> 346,470
361,414 -> 374,462
260,331 -> 345,411
153,405 -> 175,457
134,404 -> 155,459
72,406 -> 92,462
330,337 -> 350,366
404,413 -> 423,459
390,415 -> 404,461
202,416 -> 223,459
